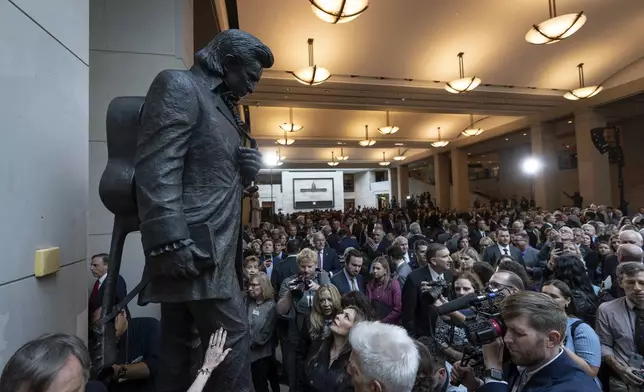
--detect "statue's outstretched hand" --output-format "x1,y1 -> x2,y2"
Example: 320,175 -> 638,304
238,147 -> 262,183
148,244 -> 211,280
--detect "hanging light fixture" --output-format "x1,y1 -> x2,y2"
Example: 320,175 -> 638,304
336,148 -> 349,161
377,111 -> 399,135
461,114 -> 484,137
358,125 -> 376,147
279,108 -> 304,132
309,0 -> 369,24
327,151 -> 340,166
431,127 -> 449,148
563,63 -> 602,100
525,0 -> 586,45
393,148 -> 406,161
445,52 -> 481,94
276,130 -> 295,146
378,151 -> 390,166
291,38 -> 331,86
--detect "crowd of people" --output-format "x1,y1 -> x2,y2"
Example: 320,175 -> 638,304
2,199 -> 644,392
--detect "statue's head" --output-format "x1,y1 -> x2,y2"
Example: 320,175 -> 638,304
195,29 -> 274,100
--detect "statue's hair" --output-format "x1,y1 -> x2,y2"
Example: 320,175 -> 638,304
195,29 -> 274,74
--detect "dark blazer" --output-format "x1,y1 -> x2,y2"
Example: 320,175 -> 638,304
402,266 -> 452,338
469,229 -> 489,251
336,237 -> 359,256
134,65 -> 246,304
302,337 -> 353,392
271,255 -> 298,297
483,245 -> 523,267
408,234 -> 429,254
476,350 -> 600,392
314,247 -> 341,274
89,274 -> 128,314
331,270 -> 365,295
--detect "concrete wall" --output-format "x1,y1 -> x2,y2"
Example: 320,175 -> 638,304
88,0 -> 194,319
0,0 -> 89,367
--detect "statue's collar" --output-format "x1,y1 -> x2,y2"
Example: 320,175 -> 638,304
190,64 -> 224,92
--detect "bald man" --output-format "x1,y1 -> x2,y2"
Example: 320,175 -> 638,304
604,230 -> 644,298
617,243 -> 643,263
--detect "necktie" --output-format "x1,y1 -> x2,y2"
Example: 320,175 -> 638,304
635,307 -> 644,355
351,278 -> 357,291
504,248 -> 509,256
318,251 -> 324,270
91,279 -> 100,299
482,231 -> 486,238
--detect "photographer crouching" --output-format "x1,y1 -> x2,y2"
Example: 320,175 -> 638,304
450,291 -> 600,392
276,248 -> 331,391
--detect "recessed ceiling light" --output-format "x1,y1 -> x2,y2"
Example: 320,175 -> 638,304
566,145 -> 570,148
401,98 -> 405,101
488,161 -> 491,163
522,133 -> 527,136
568,120 -> 573,124
337,141 -> 345,145
477,161 -> 481,163
468,153 -> 471,155
505,138 -> 509,141
481,154 -> 485,157
286,88 -> 290,91
395,143 -> 404,146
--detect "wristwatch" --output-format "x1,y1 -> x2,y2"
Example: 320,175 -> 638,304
484,368 -> 503,381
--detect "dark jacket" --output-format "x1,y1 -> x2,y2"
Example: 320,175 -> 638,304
483,245 -> 523,267
476,350 -> 600,392
402,266 -> 452,338
134,65 -> 247,304
331,270 -> 365,295
302,336 -> 353,392
112,318 -> 161,392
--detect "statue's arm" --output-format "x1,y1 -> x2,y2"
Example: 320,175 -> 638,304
134,70 -> 200,253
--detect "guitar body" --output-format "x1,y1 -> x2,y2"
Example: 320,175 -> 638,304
91,97 -> 143,376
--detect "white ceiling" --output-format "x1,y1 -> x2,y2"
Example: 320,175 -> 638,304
237,0 -> 644,167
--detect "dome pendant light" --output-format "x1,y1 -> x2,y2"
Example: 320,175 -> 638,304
431,127 -> 449,148
377,111 -> 399,135
309,0 -> 369,24
462,114 -> 484,137
327,151 -> 340,166
337,148 -> 349,161
563,63 -> 602,100
276,130 -> 295,146
378,151 -> 390,166
393,148 -> 406,161
445,53 -> 481,94
279,108 -> 304,132
291,38 -> 331,86
358,125 -> 376,147
525,0 -> 586,45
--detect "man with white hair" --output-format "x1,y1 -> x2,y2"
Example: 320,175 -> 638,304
395,235 -> 412,265
347,321 -> 419,392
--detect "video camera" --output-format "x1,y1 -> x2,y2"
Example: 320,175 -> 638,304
436,288 -> 507,346
421,280 -> 451,304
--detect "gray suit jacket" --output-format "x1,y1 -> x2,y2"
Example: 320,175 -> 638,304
520,247 -> 540,268
394,261 -> 413,288
135,65 -> 246,304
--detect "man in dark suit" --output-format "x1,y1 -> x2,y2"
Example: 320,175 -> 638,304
132,30 -> 273,391
331,248 -> 365,294
482,228 -> 523,267
311,232 -> 342,274
89,253 -> 127,315
469,217 -> 489,252
336,228 -> 359,256
402,243 -> 453,338
453,291 -> 599,392
271,239 -> 300,296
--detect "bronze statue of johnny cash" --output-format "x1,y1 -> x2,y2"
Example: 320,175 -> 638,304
100,29 -> 273,392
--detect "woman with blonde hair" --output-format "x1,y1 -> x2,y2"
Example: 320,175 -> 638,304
366,256 -> 402,324
246,272 -> 279,392
451,247 -> 480,273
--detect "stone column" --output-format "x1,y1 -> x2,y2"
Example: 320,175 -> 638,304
397,165 -> 410,202
434,153 -> 451,210
451,148 -> 471,211
574,110 -> 612,206
530,122 -> 560,211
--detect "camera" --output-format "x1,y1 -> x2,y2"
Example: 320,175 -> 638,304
289,276 -> 312,293
436,288 -> 508,346
421,280 -> 450,303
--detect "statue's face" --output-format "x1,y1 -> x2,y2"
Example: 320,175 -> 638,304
223,57 -> 264,99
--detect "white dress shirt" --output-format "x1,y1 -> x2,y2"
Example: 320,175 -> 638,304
497,244 -> 511,256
